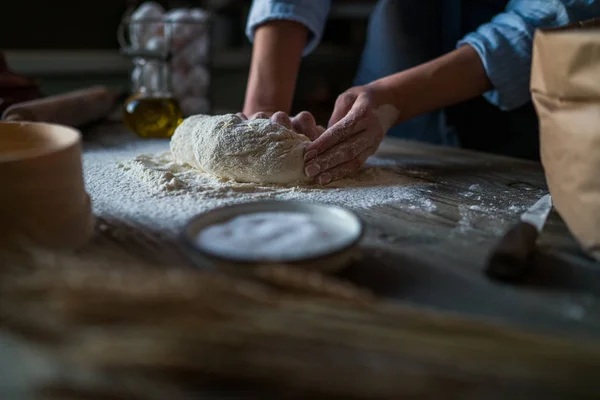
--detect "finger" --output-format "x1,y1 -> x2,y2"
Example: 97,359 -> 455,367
291,111 -> 319,140
304,132 -> 373,177
236,112 -> 248,120
271,111 -> 293,129
314,147 -> 375,185
250,112 -> 270,120
328,91 -> 357,128
305,104 -> 370,161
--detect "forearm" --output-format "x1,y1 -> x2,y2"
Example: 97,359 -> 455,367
243,21 -> 308,116
370,44 -> 492,125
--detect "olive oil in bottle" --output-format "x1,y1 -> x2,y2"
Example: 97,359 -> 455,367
123,56 -> 183,139
123,93 -> 183,138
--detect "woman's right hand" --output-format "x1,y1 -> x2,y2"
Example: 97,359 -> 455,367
236,111 -> 325,141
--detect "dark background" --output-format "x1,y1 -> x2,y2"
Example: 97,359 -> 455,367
1,0 -> 376,123
0,1 -> 245,50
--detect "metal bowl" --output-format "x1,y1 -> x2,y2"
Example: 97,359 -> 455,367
181,200 -> 364,274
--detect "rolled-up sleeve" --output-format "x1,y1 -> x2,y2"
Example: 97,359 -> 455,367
246,0 -> 331,56
458,0 -> 600,111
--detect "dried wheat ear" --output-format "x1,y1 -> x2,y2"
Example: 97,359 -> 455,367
2,248 -> 600,400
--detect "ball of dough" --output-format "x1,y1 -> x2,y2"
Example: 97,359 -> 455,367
170,114 -> 311,184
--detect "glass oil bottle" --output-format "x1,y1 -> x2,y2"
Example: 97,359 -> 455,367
119,17 -> 183,139
123,59 -> 183,138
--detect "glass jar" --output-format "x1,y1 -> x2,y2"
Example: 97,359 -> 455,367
118,3 -> 211,139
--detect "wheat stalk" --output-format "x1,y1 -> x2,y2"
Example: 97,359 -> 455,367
1,248 -> 600,399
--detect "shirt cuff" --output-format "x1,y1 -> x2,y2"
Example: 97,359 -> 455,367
457,14 -> 535,111
246,1 -> 329,56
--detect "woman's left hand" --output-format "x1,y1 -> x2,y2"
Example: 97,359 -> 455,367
303,85 -> 397,185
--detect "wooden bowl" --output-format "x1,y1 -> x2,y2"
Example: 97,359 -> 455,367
181,200 -> 364,275
0,121 -> 93,249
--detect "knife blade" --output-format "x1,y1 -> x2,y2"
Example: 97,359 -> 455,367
485,194 -> 552,283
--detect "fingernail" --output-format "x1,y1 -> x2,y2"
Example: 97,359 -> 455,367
304,150 -> 317,162
317,173 -> 332,185
305,164 -> 320,177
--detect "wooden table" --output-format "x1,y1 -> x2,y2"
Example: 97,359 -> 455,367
80,122 -> 600,339
2,121 -> 600,399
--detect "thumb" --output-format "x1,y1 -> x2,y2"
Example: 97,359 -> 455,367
328,92 -> 357,128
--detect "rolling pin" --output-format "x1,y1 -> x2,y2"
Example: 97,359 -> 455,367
1,86 -> 120,127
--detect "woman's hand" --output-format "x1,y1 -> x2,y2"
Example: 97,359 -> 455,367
237,111 -> 325,140
303,85 -> 398,185
301,44 -> 493,185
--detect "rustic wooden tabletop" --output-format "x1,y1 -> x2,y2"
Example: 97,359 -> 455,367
79,122 -> 600,339
2,121 -> 600,399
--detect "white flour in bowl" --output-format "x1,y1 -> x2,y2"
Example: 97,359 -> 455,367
196,212 -> 351,261
83,140 -> 435,233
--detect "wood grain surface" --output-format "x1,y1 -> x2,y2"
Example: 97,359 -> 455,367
1,122 -> 599,399
80,123 -> 600,339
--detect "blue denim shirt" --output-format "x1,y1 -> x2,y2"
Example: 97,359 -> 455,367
246,0 -> 600,111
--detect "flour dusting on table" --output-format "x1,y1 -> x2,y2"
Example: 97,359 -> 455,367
83,140 -> 435,232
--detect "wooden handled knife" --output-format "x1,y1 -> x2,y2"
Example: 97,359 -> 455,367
485,194 -> 552,283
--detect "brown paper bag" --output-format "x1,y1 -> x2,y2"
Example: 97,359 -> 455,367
531,19 -> 600,259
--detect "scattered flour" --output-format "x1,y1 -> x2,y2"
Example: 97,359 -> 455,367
508,204 -> 526,213
456,183 -> 534,235
454,204 -> 510,238
83,140 -> 436,233
419,198 -> 436,213
84,137 -> 542,239
469,205 -> 485,212
455,204 -> 478,235
454,198 -> 530,237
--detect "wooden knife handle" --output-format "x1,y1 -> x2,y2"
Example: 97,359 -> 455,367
1,86 -> 119,127
485,222 -> 539,283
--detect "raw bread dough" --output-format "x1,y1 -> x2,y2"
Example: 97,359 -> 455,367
170,114 -> 311,184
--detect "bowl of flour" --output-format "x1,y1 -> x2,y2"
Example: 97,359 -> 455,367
182,200 -> 363,273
